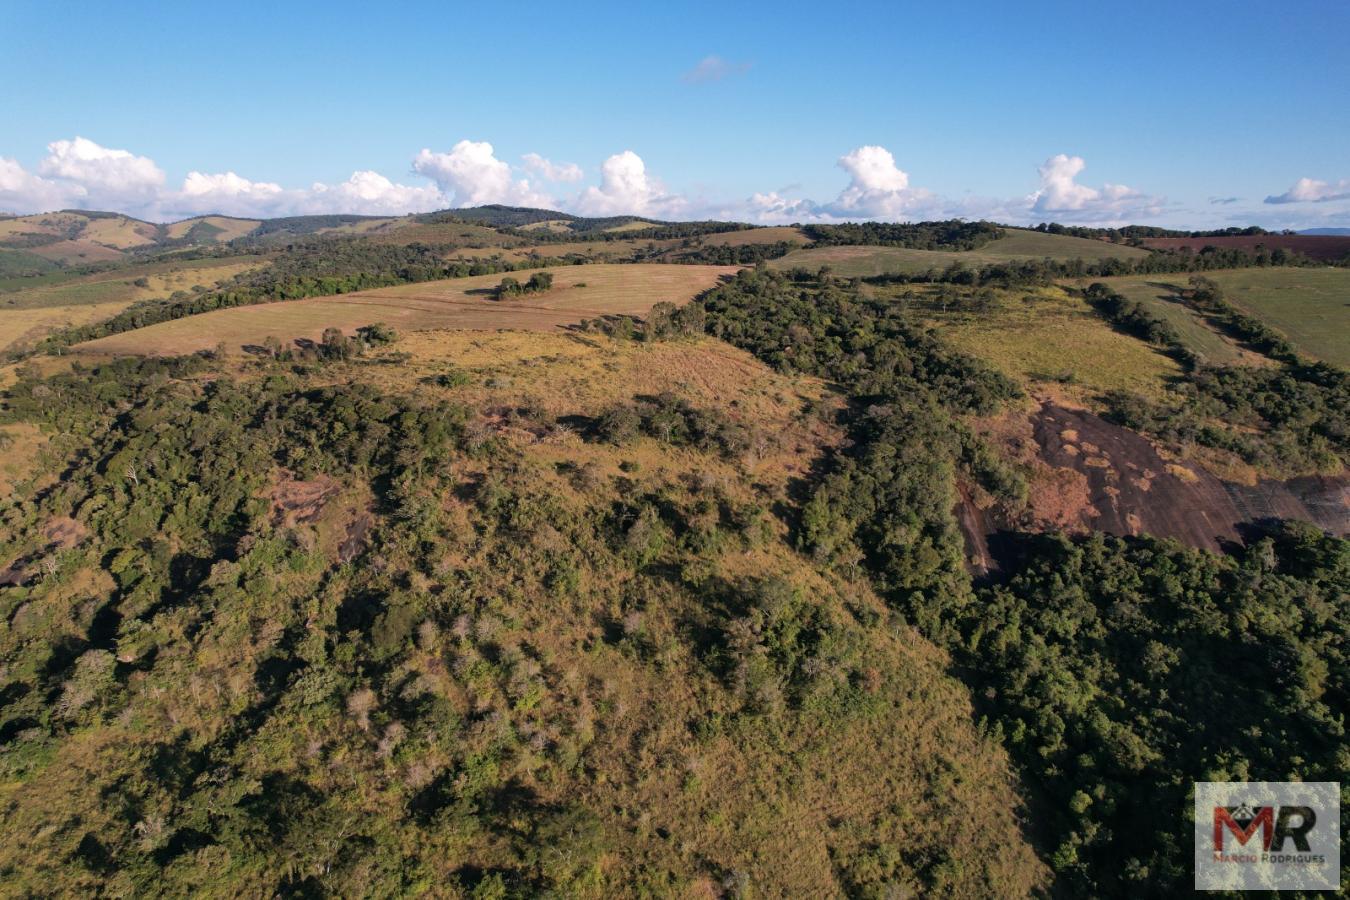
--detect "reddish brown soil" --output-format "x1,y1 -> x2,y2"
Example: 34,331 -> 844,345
959,402 -> 1348,575
1141,234 -> 1350,262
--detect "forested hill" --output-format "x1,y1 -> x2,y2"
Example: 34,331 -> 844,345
0,206 -> 1346,896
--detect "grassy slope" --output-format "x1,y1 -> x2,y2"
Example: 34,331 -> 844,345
162,216 -> 262,242
698,226 -> 809,247
0,258 -> 264,352
76,264 -> 738,356
0,334 -> 1047,895
1094,268 -> 1350,367
1089,277 -> 1254,365
892,284 -> 1182,405
770,228 -> 1150,277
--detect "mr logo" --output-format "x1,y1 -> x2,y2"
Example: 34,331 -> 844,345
1194,781 -> 1339,890
1213,803 -> 1316,853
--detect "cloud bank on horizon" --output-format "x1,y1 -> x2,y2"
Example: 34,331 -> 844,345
1,135 -> 1346,229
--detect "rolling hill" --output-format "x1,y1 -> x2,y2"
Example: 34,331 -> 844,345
769,227 -> 1151,276
0,208 -> 1345,897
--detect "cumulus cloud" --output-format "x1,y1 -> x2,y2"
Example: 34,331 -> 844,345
681,55 -> 751,84
161,169 -> 444,220
0,136 -> 560,220
574,151 -> 686,217
412,140 -> 552,207
173,171 -> 287,218
0,136 -> 1183,229
521,153 -> 583,182
39,136 -> 165,203
730,145 -> 942,223
0,156 -> 74,213
1264,177 -> 1350,204
305,171 -> 443,215
1028,154 -> 1162,222
740,191 -> 821,222
822,145 -> 938,218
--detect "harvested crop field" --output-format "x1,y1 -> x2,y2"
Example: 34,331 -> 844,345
1141,234 -> 1350,262
76,263 -> 738,356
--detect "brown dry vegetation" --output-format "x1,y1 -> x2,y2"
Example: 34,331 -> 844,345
0,327 -> 1048,895
75,263 -> 738,356
694,226 -> 809,247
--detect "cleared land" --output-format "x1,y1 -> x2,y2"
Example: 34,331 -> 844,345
1096,268 -> 1350,367
699,225 -> 810,247
1088,277 -> 1256,365
363,221 -> 522,247
900,285 -> 1182,404
770,228 -> 1150,277
77,263 -> 738,356
0,212 -> 161,263
0,257 -> 262,310
163,215 -> 262,242
0,301 -> 134,353
0,257 -> 262,351
1142,234 -> 1350,263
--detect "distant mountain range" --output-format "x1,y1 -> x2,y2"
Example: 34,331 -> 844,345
1299,228 -> 1350,235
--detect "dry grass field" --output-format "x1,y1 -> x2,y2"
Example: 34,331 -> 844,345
0,257 -> 262,310
363,220 -> 521,247
77,215 -> 161,248
698,225 -> 809,247
0,300 -> 138,353
0,212 -> 160,263
77,263 -> 738,356
600,220 -> 659,233
0,257 -> 263,350
163,215 -> 262,242
909,285 -> 1182,404
770,227 -> 1150,277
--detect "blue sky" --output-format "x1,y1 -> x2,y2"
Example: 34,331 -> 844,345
2,0 -> 1347,227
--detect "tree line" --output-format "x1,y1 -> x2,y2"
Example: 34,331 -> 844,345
693,266 -> 1349,895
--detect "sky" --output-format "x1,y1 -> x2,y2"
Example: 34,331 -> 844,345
1,0 -> 1348,228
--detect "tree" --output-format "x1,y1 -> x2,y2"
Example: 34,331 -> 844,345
321,327 -> 350,360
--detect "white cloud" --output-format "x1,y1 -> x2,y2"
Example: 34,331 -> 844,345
303,170 -> 443,216
172,170 -> 288,218
729,146 -> 942,223
1028,153 -> 1162,222
412,140 -> 552,207
521,152 -> 583,183
822,145 -> 937,218
39,136 -> 164,203
682,55 -> 751,84
574,150 -> 686,217
740,191 -> 820,222
0,156 -> 75,213
1264,177 -> 1350,204
160,169 -> 444,220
